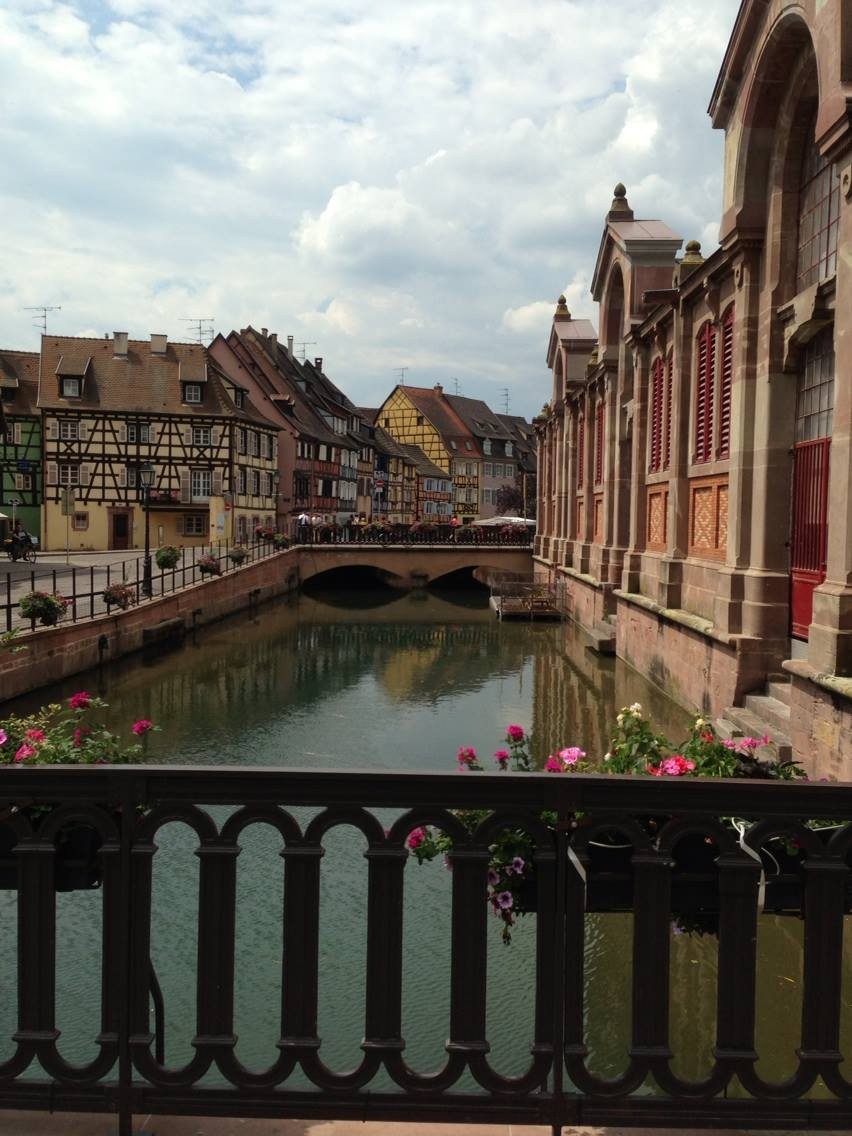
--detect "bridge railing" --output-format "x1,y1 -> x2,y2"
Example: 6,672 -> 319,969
293,525 -> 534,546
1,765 -> 851,1134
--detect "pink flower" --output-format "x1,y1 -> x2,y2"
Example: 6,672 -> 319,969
406,827 -> 427,850
0,730 -> 6,747
73,726 -> 91,748
656,755 -> 696,777
544,755 -> 563,772
493,748 -> 510,768
506,724 -> 524,742
131,719 -> 154,736
456,745 -> 477,768
69,691 -> 91,711
14,744 -> 35,763
558,746 -> 585,766
24,729 -> 46,743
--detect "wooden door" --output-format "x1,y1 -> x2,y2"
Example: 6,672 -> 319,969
111,512 -> 131,550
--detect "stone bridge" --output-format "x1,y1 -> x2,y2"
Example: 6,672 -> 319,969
294,543 -> 533,588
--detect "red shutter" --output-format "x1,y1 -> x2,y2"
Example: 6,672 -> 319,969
577,414 -> 585,487
718,306 -> 734,458
695,323 -> 715,463
664,349 -> 673,471
649,357 -> 664,472
594,402 -> 604,485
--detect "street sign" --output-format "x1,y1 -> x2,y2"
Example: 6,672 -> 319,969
61,488 -> 76,516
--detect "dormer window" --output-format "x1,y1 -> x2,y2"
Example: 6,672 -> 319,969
234,390 -> 245,410
506,442 -> 513,456
183,383 -> 202,404
464,441 -> 472,451
483,439 -> 492,455
61,377 -> 81,398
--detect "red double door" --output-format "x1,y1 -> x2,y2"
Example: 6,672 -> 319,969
790,436 -> 830,640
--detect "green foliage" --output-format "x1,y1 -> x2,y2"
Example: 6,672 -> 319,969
155,546 -> 180,569
0,694 -> 156,766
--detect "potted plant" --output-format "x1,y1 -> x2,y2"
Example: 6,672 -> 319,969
101,582 -> 136,610
228,545 -> 248,565
155,546 -> 180,570
272,532 -> 289,549
408,706 -> 811,943
19,591 -> 68,627
255,525 -> 273,542
198,553 -> 222,576
0,693 -> 156,890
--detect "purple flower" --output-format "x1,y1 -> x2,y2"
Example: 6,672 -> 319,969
511,856 -> 525,874
0,730 -> 6,747
487,868 -> 500,886
496,891 -> 514,910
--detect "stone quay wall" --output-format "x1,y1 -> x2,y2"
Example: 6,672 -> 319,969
0,550 -> 300,703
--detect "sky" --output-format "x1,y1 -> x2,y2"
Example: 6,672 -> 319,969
0,0 -> 741,420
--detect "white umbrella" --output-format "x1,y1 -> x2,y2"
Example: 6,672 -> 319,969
0,512 -> 9,520
471,515 -> 536,527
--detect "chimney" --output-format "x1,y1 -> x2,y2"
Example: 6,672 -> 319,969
286,336 -> 294,359
314,356 -> 323,370
268,333 -> 278,351
434,383 -> 443,394
261,327 -> 268,337
113,332 -> 129,358
150,333 -> 168,355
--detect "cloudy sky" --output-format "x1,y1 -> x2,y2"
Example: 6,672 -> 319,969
1,0 -> 741,419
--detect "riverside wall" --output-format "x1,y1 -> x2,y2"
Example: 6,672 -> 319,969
0,550 -> 300,703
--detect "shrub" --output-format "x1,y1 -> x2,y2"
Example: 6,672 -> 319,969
198,553 -> 222,576
228,546 -> 248,564
272,533 -> 289,549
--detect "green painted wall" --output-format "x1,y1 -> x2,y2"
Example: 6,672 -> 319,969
1,415 -> 42,540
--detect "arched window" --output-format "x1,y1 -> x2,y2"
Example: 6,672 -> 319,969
718,306 -> 734,459
648,356 -> 664,473
796,115 -> 840,292
694,321 -> 716,464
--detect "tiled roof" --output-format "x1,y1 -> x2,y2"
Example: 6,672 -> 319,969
445,394 -> 512,440
398,443 -> 450,480
38,335 -> 276,427
0,350 -> 40,415
397,385 -> 475,449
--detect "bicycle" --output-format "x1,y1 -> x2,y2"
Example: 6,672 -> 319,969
3,537 -> 37,563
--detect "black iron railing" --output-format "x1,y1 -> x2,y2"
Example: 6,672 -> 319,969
2,539 -> 284,633
1,767 -> 851,1134
293,526 -> 534,546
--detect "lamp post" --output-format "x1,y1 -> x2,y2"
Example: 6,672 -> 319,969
272,470 -> 280,533
139,462 -> 154,597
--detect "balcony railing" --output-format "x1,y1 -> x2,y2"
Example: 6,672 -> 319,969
1,767 -> 851,1134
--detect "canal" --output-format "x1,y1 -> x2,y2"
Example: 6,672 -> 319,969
0,582 -> 848,1094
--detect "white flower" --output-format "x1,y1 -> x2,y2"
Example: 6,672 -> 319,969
629,702 -> 643,715
695,717 -> 706,729
604,752 -> 612,761
616,714 -> 624,726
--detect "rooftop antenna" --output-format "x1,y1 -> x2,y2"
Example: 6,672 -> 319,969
450,376 -> 461,396
179,317 -> 215,344
501,387 -> 510,415
295,341 -> 317,363
24,305 -> 61,336
394,367 -> 409,386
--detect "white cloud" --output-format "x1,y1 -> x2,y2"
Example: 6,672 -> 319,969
0,0 -> 741,418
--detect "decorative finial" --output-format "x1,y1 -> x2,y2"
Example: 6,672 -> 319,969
682,239 -> 704,264
556,294 -> 570,318
608,182 -> 634,220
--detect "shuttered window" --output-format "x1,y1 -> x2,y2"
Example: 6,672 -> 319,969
663,349 -> 673,471
594,401 -> 604,485
577,414 -> 585,487
718,306 -> 734,458
649,357 -> 664,473
694,322 -> 715,464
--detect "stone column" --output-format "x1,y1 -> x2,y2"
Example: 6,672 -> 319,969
623,341 -> 649,593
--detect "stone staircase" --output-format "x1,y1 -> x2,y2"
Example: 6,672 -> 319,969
717,678 -> 793,762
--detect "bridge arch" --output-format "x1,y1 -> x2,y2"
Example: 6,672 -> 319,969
294,546 -> 533,588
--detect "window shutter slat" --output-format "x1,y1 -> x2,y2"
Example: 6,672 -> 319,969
664,350 -> 673,470
180,471 -> 191,503
577,414 -> 585,486
649,357 -> 664,473
594,402 -> 604,485
47,463 -> 58,486
719,307 -> 734,458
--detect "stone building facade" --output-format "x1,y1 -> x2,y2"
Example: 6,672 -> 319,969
535,0 -> 852,776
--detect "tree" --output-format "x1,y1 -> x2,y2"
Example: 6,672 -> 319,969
494,484 -> 524,516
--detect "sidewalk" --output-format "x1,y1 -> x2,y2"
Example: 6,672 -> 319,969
0,1116 -> 822,1136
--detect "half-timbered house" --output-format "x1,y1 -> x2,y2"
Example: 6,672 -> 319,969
38,333 -> 279,551
376,384 -> 481,522
0,350 -> 41,541
398,445 -> 453,519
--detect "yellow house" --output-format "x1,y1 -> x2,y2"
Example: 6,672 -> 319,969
38,333 -> 279,551
375,384 -> 481,521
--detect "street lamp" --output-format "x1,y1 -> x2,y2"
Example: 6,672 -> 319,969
271,470 -> 280,531
139,462 -> 155,597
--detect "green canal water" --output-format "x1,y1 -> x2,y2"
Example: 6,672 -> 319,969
1,584 -> 850,1093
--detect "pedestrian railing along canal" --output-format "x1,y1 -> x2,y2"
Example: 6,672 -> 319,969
1,766 -> 851,1134
1,539 -> 282,633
